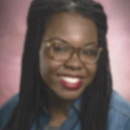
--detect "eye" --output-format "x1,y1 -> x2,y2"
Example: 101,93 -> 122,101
81,48 -> 98,57
51,43 -> 68,53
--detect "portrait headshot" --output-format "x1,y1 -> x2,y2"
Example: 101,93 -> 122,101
0,0 -> 130,130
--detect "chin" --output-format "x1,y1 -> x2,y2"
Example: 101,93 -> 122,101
56,91 -> 82,101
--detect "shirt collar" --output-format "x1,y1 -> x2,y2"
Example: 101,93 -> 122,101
42,95 -> 82,116
67,95 -> 82,117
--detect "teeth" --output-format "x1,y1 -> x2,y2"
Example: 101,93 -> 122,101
60,77 -> 80,83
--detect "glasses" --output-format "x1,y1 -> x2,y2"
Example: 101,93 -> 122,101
42,38 -> 102,64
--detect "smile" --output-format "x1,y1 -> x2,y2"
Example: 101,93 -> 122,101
58,76 -> 83,89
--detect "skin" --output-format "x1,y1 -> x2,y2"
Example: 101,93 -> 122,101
39,12 -> 99,126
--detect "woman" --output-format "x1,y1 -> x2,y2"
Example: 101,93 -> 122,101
0,0 -> 130,130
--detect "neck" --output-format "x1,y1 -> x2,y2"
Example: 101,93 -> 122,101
48,93 -> 72,116
47,92 -> 73,127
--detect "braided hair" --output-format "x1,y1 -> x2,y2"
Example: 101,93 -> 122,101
3,0 -> 112,130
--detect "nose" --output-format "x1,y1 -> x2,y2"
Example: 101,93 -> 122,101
64,53 -> 83,71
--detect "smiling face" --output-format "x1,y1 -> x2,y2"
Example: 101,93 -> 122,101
39,12 -> 99,101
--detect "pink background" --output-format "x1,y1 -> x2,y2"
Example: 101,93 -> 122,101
0,0 -> 130,107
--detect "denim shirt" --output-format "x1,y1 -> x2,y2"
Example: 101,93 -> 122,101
0,91 -> 130,130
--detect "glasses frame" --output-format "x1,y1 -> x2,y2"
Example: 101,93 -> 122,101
42,39 -> 103,64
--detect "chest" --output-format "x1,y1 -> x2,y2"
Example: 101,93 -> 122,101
31,112 -> 127,130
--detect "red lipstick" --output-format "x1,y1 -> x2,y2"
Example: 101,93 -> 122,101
59,78 -> 83,90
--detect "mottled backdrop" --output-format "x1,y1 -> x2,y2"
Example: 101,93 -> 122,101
0,0 -> 130,107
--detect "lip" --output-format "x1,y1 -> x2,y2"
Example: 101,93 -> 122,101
56,73 -> 86,90
59,78 -> 83,90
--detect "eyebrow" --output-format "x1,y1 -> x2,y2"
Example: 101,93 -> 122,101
47,37 -> 98,46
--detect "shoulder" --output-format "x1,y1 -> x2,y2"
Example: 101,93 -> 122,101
0,94 -> 19,129
108,91 -> 130,130
109,91 -> 130,117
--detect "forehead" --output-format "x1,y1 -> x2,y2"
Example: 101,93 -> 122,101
42,12 -> 98,47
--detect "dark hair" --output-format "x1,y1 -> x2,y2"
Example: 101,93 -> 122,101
4,0 -> 112,130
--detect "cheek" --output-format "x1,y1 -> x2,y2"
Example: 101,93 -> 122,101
85,63 -> 97,79
39,55 -> 62,81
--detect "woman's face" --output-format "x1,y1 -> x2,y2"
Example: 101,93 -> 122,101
39,12 -> 98,101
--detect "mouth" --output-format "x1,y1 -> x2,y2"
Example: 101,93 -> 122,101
57,74 -> 85,90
